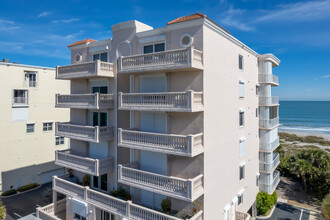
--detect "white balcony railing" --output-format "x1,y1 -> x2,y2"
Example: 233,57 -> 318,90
260,170 -> 280,193
118,47 -> 203,73
52,176 -> 203,220
55,93 -> 114,109
29,81 -> 37,87
55,122 -> 114,143
259,96 -> 279,106
55,150 -> 113,176
259,117 -> 280,129
236,211 -> 250,220
258,74 -> 279,85
118,129 -> 204,157
36,199 -> 66,220
12,97 -> 28,106
118,91 -> 203,112
259,153 -> 280,173
56,60 -> 114,79
118,165 -> 204,202
259,137 -> 280,152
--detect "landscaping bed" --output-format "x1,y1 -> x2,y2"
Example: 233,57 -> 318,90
1,183 -> 40,197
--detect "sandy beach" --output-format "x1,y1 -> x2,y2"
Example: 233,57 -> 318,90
279,130 -> 330,141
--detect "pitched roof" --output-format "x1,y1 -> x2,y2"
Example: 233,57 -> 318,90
67,38 -> 96,47
167,12 -> 206,25
167,12 -> 230,34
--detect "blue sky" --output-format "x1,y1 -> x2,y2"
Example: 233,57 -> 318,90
1,0 -> 330,100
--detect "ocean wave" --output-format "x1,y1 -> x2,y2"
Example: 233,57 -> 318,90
279,125 -> 330,134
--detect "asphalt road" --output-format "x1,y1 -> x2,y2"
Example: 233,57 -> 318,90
1,183 -> 52,220
257,202 -> 318,220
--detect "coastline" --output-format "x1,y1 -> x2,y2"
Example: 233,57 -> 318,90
279,130 -> 330,141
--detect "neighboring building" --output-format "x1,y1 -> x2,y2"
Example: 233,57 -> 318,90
37,13 -> 280,220
0,60 -> 70,192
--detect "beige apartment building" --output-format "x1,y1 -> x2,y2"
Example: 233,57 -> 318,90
0,60 -> 70,192
37,13 -> 280,220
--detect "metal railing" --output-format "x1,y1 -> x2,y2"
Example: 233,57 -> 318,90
118,128 -> 204,157
259,137 -> 280,152
259,96 -> 279,106
56,60 -> 114,79
12,97 -> 28,105
259,170 -> 280,193
118,47 -> 203,73
55,122 -> 114,143
29,81 -> 37,87
118,165 -> 204,202
55,150 -> 113,176
55,93 -> 114,109
259,117 -> 280,129
52,176 -> 203,219
258,74 -> 279,85
259,153 -> 280,173
118,91 -> 203,112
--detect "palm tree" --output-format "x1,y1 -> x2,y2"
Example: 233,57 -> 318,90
291,157 -> 313,190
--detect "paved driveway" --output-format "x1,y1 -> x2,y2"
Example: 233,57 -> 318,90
1,183 -> 52,220
257,203 -> 322,220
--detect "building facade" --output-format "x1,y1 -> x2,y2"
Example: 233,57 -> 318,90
37,13 -> 280,220
0,61 -> 70,192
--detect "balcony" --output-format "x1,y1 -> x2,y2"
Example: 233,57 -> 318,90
56,60 -> 114,79
259,96 -> 279,106
259,137 -> 280,152
55,122 -> 114,143
52,175 -> 203,220
118,91 -> 203,112
55,93 -> 114,109
36,199 -> 66,220
259,153 -> 280,173
236,211 -> 251,220
118,165 -> 204,202
55,150 -> 114,176
259,117 -> 280,129
12,97 -> 28,107
260,170 -> 280,194
258,74 -> 279,86
118,47 -> 203,74
118,129 -> 204,157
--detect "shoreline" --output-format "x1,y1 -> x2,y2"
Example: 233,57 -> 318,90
279,130 -> 330,141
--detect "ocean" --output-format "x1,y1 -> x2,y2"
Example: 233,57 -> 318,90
279,101 -> 330,134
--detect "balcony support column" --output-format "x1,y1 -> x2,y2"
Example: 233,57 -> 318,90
187,90 -> 193,111
53,190 -> 58,214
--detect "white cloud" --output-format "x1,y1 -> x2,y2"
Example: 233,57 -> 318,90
220,7 -> 254,31
38,11 -> 51,18
0,19 -> 20,31
323,75 -> 330,79
52,18 -> 79,24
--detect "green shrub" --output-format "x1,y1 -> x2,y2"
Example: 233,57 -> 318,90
1,189 -> 17,196
110,187 -> 131,201
322,193 -> 330,220
17,183 -> 39,192
0,202 -> 5,219
256,191 -> 277,216
82,175 -> 90,186
161,198 -> 171,214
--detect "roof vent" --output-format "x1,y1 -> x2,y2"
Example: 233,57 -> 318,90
180,34 -> 193,47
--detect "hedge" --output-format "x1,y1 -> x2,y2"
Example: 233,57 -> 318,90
0,201 -> 5,220
17,183 -> 39,192
256,191 -> 277,216
1,189 -> 17,196
322,193 -> 330,220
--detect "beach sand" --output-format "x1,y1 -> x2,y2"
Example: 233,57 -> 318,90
279,130 -> 330,141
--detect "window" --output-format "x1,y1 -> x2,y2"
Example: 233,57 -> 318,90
256,108 -> 259,117
92,86 -> 108,94
239,81 -> 244,98
26,123 -> 35,133
239,165 -> 245,180
256,85 -> 259,95
239,55 -> 243,70
55,137 -> 64,145
238,194 -> 243,205
92,173 -> 108,192
25,71 -> 37,87
256,174 -> 260,187
13,89 -> 28,105
143,43 -> 165,54
239,139 -> 245,157
93,112 -> 107,127
239,111 -> 245,127
93,52 -> 108,62
74,213 -> 86,220
43,122 -> 53,131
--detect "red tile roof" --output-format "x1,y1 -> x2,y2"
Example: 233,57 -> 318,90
67,38 -> 96,47
167,12 -> 230,34
167,12 -> 206,25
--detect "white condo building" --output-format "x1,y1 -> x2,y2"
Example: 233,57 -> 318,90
36,13 -> 280,220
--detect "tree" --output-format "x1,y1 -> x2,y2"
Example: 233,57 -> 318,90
322,193 -> 330,220
0,201 -> 6,220
291,157 -> 312,190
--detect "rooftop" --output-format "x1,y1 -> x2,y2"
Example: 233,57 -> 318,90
167,12 -> 206,25
67,38 -> 96,47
